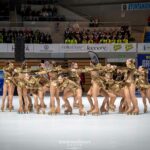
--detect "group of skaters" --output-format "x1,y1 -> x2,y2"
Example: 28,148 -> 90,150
1,59 -> 150,116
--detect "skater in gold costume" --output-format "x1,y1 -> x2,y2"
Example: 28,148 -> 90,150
13,62 -> 30,113
58,74 -> 86,115
1,62 -> 15,112
124,59 -> 139,115
136,66 -> 150,113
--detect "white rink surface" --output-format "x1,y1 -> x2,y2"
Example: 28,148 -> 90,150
0,96 -> 150,150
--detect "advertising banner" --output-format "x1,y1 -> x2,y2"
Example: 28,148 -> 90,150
137,43 -> 150,53
137,54 -> 150,82
111,43 -> 136,52
127,2 -> 150,11
0,43 -> 149,54
0,44 -> 7,52
0,70 -> 4,95
33,44 -> 60,53
25,44 -> 34,53
60,44 -> 86,53
7,44 -> 15,52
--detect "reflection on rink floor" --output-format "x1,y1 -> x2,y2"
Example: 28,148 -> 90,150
0,96 -> 150,150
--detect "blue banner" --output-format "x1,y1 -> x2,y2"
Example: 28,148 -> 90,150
0,70 -> 4,95
137,54 -> 150,83
128,2 -> 150,10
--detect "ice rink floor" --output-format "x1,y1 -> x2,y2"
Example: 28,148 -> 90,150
0,96 -> 150,150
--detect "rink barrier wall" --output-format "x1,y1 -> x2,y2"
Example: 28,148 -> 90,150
0,43 -> 149,59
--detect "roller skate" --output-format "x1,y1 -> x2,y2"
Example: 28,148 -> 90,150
64,107 -> 72,115
109,104 -> 115,112
79,109 -> 86,116
55,107 -> 60,114
100,106 -> 108,114
126,107 -> 133,115
132,108 -> 139,115
1,104 -> 5,112
24,107 -> 29,114
144,106 -> 147,113
48,107 -> 56,115
91,109 -> 100,116
9,106 -> 13,112
87,106 -> 95,114
18,107 -> 24,114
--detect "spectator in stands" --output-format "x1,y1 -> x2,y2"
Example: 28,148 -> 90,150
106,34 -> 112,43
45,34 -> 52,43
88,34 -> 94,43
116,34 -> 123,43
65,37 -> 71,44
122,35 -> 129,43
75,34 -> 82,43
93,34 -> 99,43
89,17 -> 95,27
89,16 -> 100,27
82,34 -> 88,44
111,35 -> 117,43
70,37 -> 77,44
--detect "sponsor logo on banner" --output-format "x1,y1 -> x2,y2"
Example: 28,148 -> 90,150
125,44 -> 134,51
112,43 -> 136,52
127,2 -> 150,11
113,44 -> 122,51
86,44 -> 108,52
144,44 -> 150,51
137,43 -> 150,53
60,44 -> 85,52
25,44 -> 34,53
137,54 -> 150,82
7,44 -> 15,52
0,44 -> 7,52
34,44 -> 58,53
0,70 -> 4,95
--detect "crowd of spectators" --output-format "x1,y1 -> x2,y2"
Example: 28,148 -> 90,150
20,5 -> 65,21
64,25 -> 134,44
0,3 -> 9,21
0,29 -> 52,44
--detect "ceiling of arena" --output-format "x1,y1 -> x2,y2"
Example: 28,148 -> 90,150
0,0 -> 149,5
59,0 -> 149,6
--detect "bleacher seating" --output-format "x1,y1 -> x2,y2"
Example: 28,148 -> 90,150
19,5 -> 65,21
64,25 -> 134,44
0,28 -> 52,44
